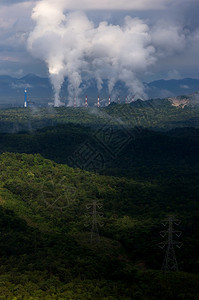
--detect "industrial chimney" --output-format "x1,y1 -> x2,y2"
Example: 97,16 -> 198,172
97,96 -> 100,107
24,89 -> 27,108
85,96 -> 88,107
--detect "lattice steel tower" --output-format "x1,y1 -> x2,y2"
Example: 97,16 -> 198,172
85,200 -> 104,243
159,215 -> 182,271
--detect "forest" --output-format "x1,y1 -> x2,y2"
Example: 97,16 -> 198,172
0,100 -> 198,299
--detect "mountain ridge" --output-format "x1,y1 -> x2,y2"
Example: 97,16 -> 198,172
0,74 -> 199,106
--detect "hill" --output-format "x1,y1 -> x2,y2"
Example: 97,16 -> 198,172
0,98 -> 199,133
0,102 -> 198,298
0,124 -> 199,180
0,152 -> 198,298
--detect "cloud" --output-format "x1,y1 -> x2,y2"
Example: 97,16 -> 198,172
180,85 -> 189,89
0,68 -> 23,77
151,21 -> 186,55
28,0 -> 191,106
0,0 -> 36,5
1,0 -> 199,98
63,0 -> 173,10
0,1 -> 35,71
0,55 -> 20,63
167,69 -> 181,80
28,9 -> 158,105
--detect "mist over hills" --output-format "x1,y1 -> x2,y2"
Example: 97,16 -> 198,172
0,74 -> 199,107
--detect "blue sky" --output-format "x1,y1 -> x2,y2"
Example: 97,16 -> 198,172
0,0 -> 199,82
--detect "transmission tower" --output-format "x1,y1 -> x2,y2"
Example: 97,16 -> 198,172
85,200 -> 104,243
159,215 -> 182,271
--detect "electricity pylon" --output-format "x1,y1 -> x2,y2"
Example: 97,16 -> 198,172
159,215 -> 182,271
85,200 -> 104,243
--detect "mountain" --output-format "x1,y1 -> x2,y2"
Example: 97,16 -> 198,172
0,149 -> 198,298
0,74 -> 199,107
0,74 -> 53,107
0,128 -> 198,298
146,78 -> 199,98
0,99 -> 198,297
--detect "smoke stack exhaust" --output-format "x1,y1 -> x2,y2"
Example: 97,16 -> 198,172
74,97 -> 77,107
97,96 -> 100,107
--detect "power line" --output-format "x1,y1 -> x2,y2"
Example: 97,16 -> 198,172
85,200 -> 104,243
159,215 -> 182,271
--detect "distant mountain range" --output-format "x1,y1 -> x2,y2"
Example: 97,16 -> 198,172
145,78 -> 199,98
0,74 -> 53,107
0,74 -> 199,107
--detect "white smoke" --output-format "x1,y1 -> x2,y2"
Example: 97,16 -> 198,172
27,0 -> 186,106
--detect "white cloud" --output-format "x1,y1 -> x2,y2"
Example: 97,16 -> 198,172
0,68 -> 23,77
32,0 -> 173,10
28,0 -> 193,106
1,0 -> 199,98
167,69 -> 181,80
49,0 -> 173,11
28,9 -> 158,105
151,22 -> 186,55
180,85 -> 189,89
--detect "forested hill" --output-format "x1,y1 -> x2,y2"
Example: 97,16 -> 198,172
0,98 -> 199,133
0,152 -> 198,298
0,101 -> 198,298
0,123 -> 199,180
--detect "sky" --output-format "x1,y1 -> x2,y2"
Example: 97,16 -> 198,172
0,0 -> 199,86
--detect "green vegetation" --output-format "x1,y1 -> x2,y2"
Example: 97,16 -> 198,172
0,151 -> 198,298
0,123 -> 199,180
0,99 -> 199,133
0,101 -> 198,298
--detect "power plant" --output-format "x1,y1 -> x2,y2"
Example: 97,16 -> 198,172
26,88 -> 132,108
70,95 -> 131,107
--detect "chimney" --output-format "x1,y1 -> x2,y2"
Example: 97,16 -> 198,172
24,89 -> 27,108
97,96 -> 100,107
85,96 -> 88,107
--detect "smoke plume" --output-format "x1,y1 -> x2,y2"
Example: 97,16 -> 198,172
27,0 -> 186,106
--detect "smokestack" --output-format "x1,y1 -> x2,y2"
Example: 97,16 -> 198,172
74,97 -> 77,107
125,96 -> 128,104
118,96 -> 120,104
24,89 -> 27,108
108,95 -> 111,105
97,96 -> 100,108
85,95 -> 88,107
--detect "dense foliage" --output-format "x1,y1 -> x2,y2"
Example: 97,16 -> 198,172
0,102 -> 198,298
0,99 -> 199,133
